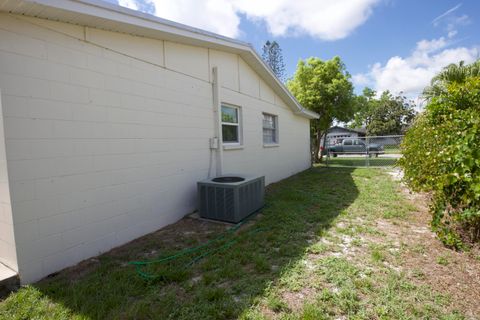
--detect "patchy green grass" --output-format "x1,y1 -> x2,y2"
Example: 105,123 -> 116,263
0,167 -> 469,319
437,255 -> 451,266
383,146 -> 401,154
325,156 -> 398,167
370,244 -> 387,263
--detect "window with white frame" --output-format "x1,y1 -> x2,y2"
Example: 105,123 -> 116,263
263,113 -> 278,144
221,104 -> 241,144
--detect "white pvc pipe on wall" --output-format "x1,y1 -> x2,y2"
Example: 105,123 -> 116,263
212,67 -> 223,177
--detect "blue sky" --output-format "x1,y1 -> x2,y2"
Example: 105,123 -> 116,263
109,0 -> 479,99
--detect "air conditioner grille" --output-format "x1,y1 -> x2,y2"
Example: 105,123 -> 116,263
198,176 -> 265,223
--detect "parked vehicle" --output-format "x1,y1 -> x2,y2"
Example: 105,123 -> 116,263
327,138 -> 384,157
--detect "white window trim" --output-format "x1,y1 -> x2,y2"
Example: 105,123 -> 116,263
262,112 -> 279,146
263,143 -> 279,148
224,145 -> 245,150
221,103 -> 243,146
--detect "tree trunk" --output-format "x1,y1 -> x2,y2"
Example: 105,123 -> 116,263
320,130 -> 328,163
313,130 -> 323,163
310,136 -> 316,164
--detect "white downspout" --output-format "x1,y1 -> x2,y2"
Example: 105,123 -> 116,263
212,67 -> 223,177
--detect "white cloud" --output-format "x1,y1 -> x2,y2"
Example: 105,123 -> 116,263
118,0 -> 139,10
414,37 -> 448,54
352,73 -> 371,86
147,0 -> 241,38
231,0 -> 380,40
448,30 -> 458,38
353,37 -> 479,98
116,0 -> 381,40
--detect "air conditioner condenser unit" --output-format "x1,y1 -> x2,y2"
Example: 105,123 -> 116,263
197,176 -> 265,223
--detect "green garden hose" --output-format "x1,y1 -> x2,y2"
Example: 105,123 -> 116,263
129,212 -> 266,280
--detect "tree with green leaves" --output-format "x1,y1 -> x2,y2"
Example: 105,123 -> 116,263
351,89 -> 416,136
287,56 -> 354,162
351,87 -> 377,130
262,41 -> 286,82
423,60 -> 480,100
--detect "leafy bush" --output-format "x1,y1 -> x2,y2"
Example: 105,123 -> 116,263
399,77 -> 480,248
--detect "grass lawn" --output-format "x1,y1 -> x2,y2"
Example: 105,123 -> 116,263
383,147 -> 401,154
1,167 -> 479,319
325,157 -> 398,167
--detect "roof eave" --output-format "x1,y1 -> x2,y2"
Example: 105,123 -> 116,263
294,109 -> 320,120
246,45 -> 319,120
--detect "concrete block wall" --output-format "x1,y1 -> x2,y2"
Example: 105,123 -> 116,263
0,91 -> 16,272
221,89 -> 310,184
0,13 -> 311,283
209,49 -> 310,184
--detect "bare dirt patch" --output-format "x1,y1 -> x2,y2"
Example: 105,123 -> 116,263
386,212 -> 480,318
281,287 -> 315,313
45,217 -> 228,283
373,173 -> 480,319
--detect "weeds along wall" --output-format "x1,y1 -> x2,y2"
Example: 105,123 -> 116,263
0,14 -> 310,283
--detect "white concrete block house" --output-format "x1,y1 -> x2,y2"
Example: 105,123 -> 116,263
0,0 -> 318,283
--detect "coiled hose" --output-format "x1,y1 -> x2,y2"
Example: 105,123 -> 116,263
129,212 -> 266,280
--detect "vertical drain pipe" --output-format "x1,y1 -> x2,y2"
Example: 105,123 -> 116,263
212,67 -> 223,177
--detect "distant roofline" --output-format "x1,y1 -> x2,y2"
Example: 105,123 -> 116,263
329,126 -> 366,134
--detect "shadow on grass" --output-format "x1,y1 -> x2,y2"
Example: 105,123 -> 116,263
4,167 -> 359,319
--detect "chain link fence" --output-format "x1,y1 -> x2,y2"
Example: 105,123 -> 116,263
323,135 -> 403,167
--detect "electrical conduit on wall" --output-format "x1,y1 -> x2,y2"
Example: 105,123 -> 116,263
212,66 -> 223,178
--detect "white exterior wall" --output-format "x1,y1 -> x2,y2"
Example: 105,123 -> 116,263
0,91 -> 17,271
0,14 -> 310,283
218,59 -> 310,183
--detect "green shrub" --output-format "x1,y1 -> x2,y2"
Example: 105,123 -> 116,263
399,77 -> 480,248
